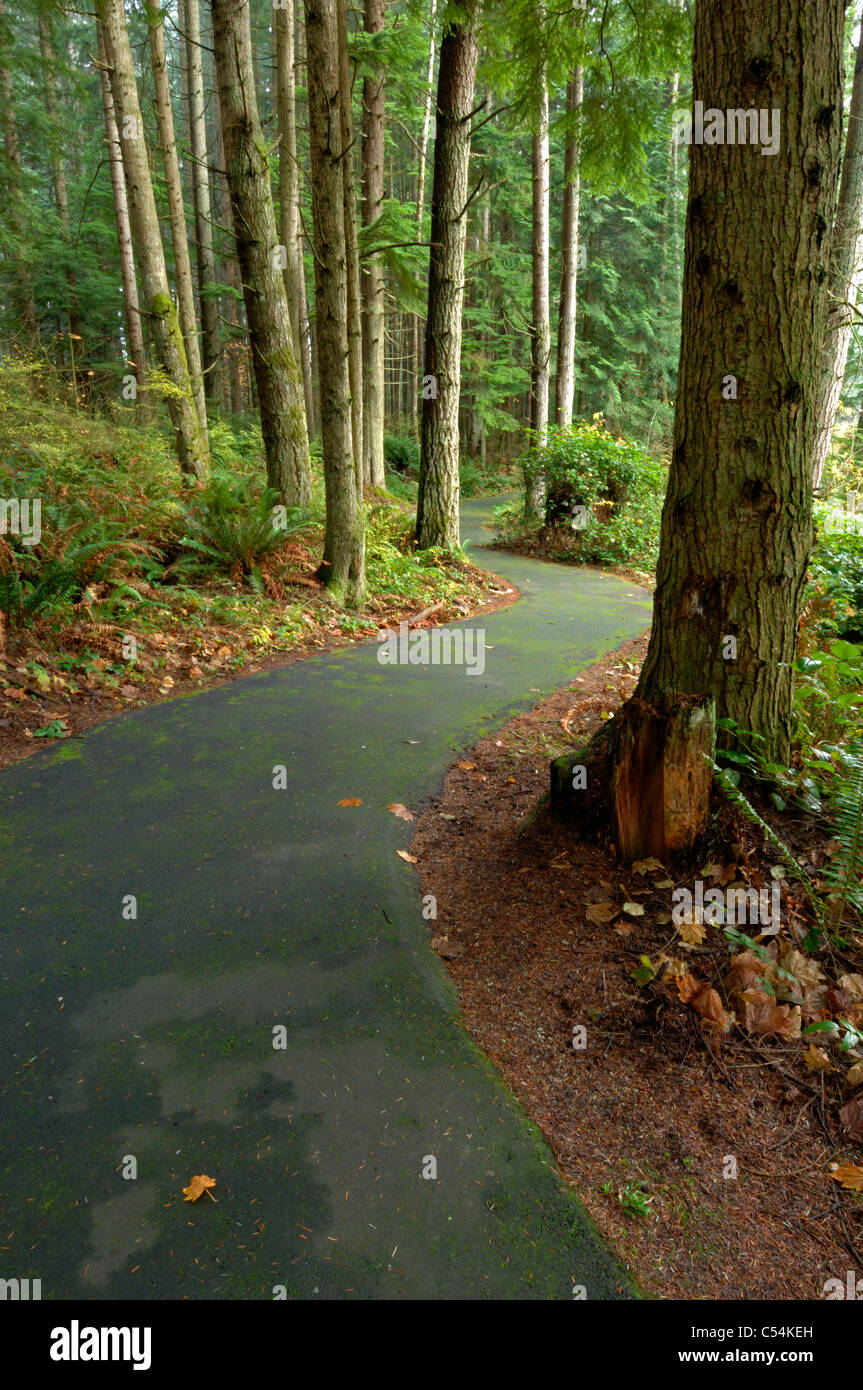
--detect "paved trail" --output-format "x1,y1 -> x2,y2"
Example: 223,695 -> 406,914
0,498 -> 651,1300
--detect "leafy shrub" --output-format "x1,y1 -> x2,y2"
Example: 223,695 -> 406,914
384,434 -> 420,474
503,417 -> 667,570
803,508 -> 863,646
177,474 -> 316,581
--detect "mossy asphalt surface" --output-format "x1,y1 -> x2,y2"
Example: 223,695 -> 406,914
0,498 -> 652,1300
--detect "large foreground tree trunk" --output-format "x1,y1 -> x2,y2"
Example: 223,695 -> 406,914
212,0 -> 312,506
97,0 -> 207,476
415,0 -> 481,550
553,0 -> 844,861
337,0 -> 364,491
305,0 -> 366,604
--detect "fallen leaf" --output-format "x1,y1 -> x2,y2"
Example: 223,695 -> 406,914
455,760 -> 476,771
396,850 -> 418,864
585,901 -> 619,925
727,950 -> 769,994
337,797 -> 363,806
119,684 -> 137,698
829,1162 -> 863,1192
386,803 -> 414,822
159,675 -> 175,689
678,914 -> 706,945
739,989 -> 801,1039
654,878 -> 675,889
622,902 -> 645,917
182,1174 -> 217,1202
803,1044 -> 835,1072
839,1096 -> 863,1143
431,936 -> 465,958
632,857 -> 665,875
438,812 -> 456,821
559,708 -> 578,735
839,974 -> 863,1003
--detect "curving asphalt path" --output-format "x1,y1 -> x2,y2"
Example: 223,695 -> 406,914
0,497 -> 652,1301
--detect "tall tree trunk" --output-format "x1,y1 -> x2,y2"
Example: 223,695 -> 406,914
361,0 -> 386,491
526,52 -> 550,518
148,16 -> 209,442
97,0 -> 207,474
184,0 -> 221,403
212,0 -> 312,505
275,0 -> 301,349
415,0 -> 481,550
557,0 -> 845,861
555,65 -> 583,429
304,0 -> 366,603
0,0 -> 38,342
211,80 -> 246,416
812,18 -> 863,490
413,0 -> 438,440
97,24 -> 147,421
294,3 -> 317,435
336,0 -> 364,490
38,14 -> 82,370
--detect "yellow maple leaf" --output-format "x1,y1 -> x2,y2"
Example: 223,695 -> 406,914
183,1174 -> 217,1202
830,1162 -> 863,1192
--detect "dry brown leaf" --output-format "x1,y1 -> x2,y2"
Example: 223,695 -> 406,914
183,1174 -> 217,1202
455,761 -> 476,771
559,707 -> 578,735
431,936 -> 465,959
727,950 -> 768,994
585,901 -> 619,925
386,803 -> 414,822
337,798 -> 363,806
631,857 -> 665,875
396,850 -> 418,864
803,1044 -> 835,1072
622,902 -> 645,917
829,1162 -> 863,1192
705,862 -> 738,885
738,989 -> 801,1039
690,986 -> 728,1025
839,1096 -> 863,1143
678,915 -> 706,945
839,974 -> 863,1003
676,973 -> 705,1003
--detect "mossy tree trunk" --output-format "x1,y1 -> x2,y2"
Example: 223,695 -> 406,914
361,0 -> 387,492
183,0 -> 221,407
212,0 -> 312,507
97,0 -> 207,476
526,51 -> 550,520
415,0 -> 482,550
554,0 -> 845,861
304,0 -> 366,604
555,64 -> 583,429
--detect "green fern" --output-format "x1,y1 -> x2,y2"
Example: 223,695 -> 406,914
822,745 -> 863,925
712,761 -> 822,921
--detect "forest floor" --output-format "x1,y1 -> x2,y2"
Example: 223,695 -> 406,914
412,636 -> 863,1301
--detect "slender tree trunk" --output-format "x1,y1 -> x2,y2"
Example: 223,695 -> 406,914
413,0 -> 437,439
812,18 -> 863,490
416,0 -> 481,550
555,65 -> 583,429
336,0 -> 363,490
295,3 -> 317,434
148,16 -> 209,442
211,80 -> 246,416
0,0 -> 38,342
555,0 -> 845,860
526,52 -> 550,519
97,24 -> 147,421
361,0 -> 386,491
304,0 -> 366,603
184,0 -> 221,403
97,0 -> 207,474
275,0 -> 301,350
38,14 -> 82,374
212,0 -> 312,505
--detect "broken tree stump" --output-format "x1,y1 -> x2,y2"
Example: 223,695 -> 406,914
611,692 -> 715,862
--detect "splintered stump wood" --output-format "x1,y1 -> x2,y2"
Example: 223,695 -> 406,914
611,694 -> 715,861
